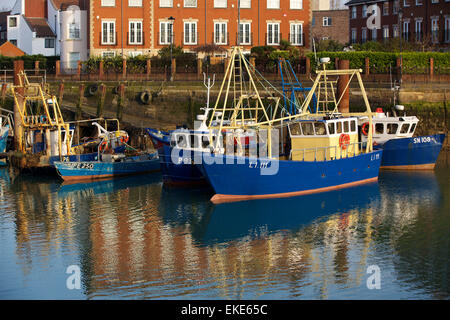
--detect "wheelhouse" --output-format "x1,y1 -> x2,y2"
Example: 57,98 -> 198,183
360,116 -> 418,145
287,117 -> 360,161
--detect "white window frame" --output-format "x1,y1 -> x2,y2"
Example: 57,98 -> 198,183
128,0 -> 142,6
240,0 -> 251,8
8,16 -> 18,28
101,0 -> 115,7
239,22 -> 251,45
362,28 -> 367,42
160,0 -> 173,7
351,6 -> 357,19
323,17 -> 332,26
159,21 -> 173,45
351,29 -> 357,43
431,18 -> 439,43
128,51 -> 143,58
372,28 -> 377,40
68,22 -> 81,39
383,2 -> 389,15
184,22 -> 197,45
267,0 -> 280,9
290,23 -> 303,45
101,20 -> 116,45
415,19 -> 422,41
214,22 -> 227,45
393,25 -> 399,37
184,0 -> 197,7
102,51 -> 116,58
415,0 -> 422,5
431,0 -> 438,3
290,0 -> 302,9
362,5 -> 368,18
403,0 -> 410,7
383,26 -> 389,39
267,22 -> 280,45
214,0 -> 227,8
129,20 -> 143,45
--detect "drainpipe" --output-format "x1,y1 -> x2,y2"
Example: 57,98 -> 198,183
55,14 -> 57,56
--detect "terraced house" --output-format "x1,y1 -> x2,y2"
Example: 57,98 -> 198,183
346,0 -> 450,48
90,0 -> 311,58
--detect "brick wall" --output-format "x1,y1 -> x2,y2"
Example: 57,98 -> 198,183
312,9 -> 349,44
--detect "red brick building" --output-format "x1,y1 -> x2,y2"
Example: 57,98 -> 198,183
346,0 -> 450,49
90,0 -> 312,58
312,9 -> 349,44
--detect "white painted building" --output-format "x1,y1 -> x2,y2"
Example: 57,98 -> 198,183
6,0 -> 88,71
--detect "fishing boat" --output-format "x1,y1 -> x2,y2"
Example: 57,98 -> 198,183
0,110 -> 13,166
54,152 -> 160,182
192,48 -> 382,203
146,74 -> 221,185
359,106 -> 445,170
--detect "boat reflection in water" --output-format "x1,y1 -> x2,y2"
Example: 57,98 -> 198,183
0,165 -> 447,299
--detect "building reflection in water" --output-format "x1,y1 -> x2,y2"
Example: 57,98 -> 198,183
0,165 -> 447,299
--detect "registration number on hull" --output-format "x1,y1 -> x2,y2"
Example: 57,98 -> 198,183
413,137 -> 432,144
66,162 -> 95,170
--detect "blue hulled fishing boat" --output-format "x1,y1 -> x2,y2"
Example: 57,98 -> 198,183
0,112 -> 12,166
54,152 -> 160,182
359,106 -> 446,170
185,49 -> 383,203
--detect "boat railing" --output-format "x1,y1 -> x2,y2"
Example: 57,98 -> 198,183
289,142 -> 367,162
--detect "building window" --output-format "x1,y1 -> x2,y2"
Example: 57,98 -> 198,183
403,0 -> 409,7
267,0 -> 280,9
8,17 -> 17,28
238,22 -> 251,45
214,0 -> 227,8
323,17 -> 332,26
129,51 -> 143,57
415,0 -> 422,5
184,22 -> 197,45
240,0 -> 251,7
129,21 -> 142,44
351,29 -> 357,43
431,0 -> 438,3
160,0 -> 173,7
45,38 -> 55,48
431,18 -> 439,43
101,0 -> 115,6
68,52 -> 80,69
68,23 -> 80,39
290,0 -> 302,9
403,21 -> 410,41
362,5 -> 368,17
102,21 -> 116,44
383,26 -> 389,39
290,23 -> 303,45
372,28 -> 377,40
393,1 -> 399,14
10,39 -> 17,46
351,6 -> 357,19
393,25 -> 399,37
102,51 -> 115,58
415,19 -> 422,41
160,21 -> 173,44
445,17 -> 450,43
267,23 -> 279,45
362,28 -> 367,42
129,0 -> 142,6
214,22 -> 227,44
383,2 -> 389,15
184,0 -> 197,7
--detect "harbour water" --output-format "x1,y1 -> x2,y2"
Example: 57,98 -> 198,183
0,152 -> 448,300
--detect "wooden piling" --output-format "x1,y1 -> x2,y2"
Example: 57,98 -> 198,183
116,83 -> 125,121
337,59 -> 350,113
96,84 -> 107,118
13,60 -> 24,153
0,83 -> 7,110
58,82 -> 65,105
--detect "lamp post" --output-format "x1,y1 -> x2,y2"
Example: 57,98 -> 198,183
168,16 -> 175,82
398,8 -> 403,85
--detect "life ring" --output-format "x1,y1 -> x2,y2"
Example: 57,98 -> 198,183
361,122 -> 374,136
339,133 -> 350,150
87,84 -> 98,96
99,141 -> 108,152
139,91 -> 151,104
